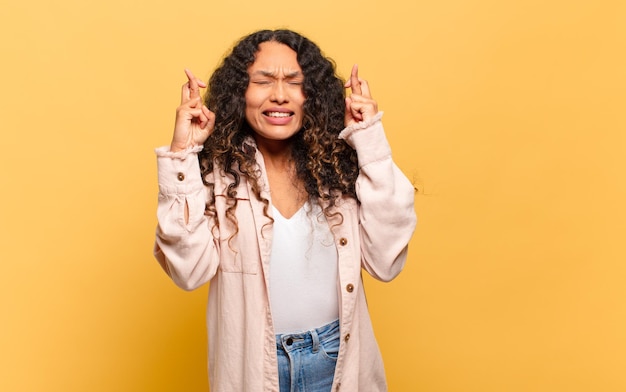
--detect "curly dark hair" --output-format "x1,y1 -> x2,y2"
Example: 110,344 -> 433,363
199,29 -> 358,235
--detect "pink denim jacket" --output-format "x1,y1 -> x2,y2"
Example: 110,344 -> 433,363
154,113 -> 417,391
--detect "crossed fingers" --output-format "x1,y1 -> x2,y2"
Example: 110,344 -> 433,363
345,64 -> 372,97
344,64 -> 378,125
176,69 -> 214,134
181,68 -> 207,104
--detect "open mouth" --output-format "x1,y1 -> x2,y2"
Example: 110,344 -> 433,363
264,111 -> 294,118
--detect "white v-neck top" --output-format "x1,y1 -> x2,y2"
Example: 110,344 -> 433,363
269,201 -> 339,334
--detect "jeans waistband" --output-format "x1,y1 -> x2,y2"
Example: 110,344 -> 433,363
276,319 -> 340,353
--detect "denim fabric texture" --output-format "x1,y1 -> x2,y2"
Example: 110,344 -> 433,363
276,319 -> 340,392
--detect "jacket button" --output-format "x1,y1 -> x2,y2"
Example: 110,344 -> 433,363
177,172 -> 185,181
339,238 -> 348,246
344,333 -> 350,342
346,283 -> 354,293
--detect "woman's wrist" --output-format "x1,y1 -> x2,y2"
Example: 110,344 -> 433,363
156,145 -> 203,159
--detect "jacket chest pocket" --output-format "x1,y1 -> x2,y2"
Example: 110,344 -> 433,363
214,196 -> 262,275
219,246 -> 259,275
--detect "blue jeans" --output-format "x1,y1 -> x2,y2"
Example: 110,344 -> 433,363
276,319 -> 340,392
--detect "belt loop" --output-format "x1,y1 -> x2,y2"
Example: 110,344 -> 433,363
311,328 -> 320,353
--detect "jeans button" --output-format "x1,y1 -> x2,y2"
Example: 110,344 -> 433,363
286,337 -> 293,346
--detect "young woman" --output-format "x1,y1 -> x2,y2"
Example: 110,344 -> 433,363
154,29 -> 416,392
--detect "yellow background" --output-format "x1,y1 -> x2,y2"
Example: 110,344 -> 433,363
1,0 -> 625,390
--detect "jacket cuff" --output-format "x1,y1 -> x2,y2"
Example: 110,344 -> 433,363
155,146 -> 204,195
155,145 -> 203,159
338,111 -> 384,138
338,112 -> 392,168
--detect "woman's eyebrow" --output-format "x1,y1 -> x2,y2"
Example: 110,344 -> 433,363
252,70 -> 303,78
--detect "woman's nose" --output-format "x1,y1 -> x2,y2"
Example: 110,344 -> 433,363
270,82 -> 288,103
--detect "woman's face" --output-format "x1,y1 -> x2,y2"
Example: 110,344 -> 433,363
245,41 -> 305,145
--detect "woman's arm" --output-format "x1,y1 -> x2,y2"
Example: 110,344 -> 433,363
153,70 -> 219,290
342,65 -> 417,282
339,114 -> 417,282
154,147 -> 221,290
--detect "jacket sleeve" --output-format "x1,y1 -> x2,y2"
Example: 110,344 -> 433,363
153,146 -> 220,290
339,112 -> 417,282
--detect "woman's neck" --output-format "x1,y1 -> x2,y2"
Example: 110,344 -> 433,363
255,138 -> 307,219
254,135 -> 296,172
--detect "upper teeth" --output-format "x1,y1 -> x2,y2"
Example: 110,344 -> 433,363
267,112 -> 290,118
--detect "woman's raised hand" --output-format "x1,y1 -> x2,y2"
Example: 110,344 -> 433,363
170,69 -> 216,152
344,64 -> 378,127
